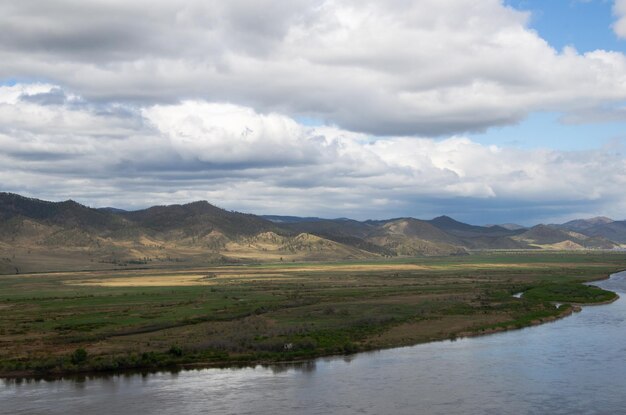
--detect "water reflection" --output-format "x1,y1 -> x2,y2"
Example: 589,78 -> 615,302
266,360 -> 317,374
2,271 -> 626,415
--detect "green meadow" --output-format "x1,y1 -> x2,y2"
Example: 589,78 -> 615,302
0,251 -> 622,378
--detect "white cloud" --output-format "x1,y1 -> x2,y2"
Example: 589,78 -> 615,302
2,83 -> 626,223
614,0 -> 626,38
143,102 -> 331,166
2,1 -> 626,135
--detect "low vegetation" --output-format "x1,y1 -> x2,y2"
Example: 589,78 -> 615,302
523,283 -> 617,304
0,251 -> 623,378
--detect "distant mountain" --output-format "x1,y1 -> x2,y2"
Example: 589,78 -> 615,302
262,215 -> 326,223
427,215 -> 528,249
518,225 -> 578,245
0,192 -> 624,275
277,218 -> 395,255
0,192 -> 125,231
486,223 -> 527,231
281,218 -> 375,239
428,215 -> 520,237
0,193 -> 376,274
366,218 -> 466,256
583,221 -> 626,244
515,224 -> 618,249
120,200 -> 276,236
377,218 -> 461,244
556,217 -> 614,233
98,207 -> 128,213
553,217 -> 626,244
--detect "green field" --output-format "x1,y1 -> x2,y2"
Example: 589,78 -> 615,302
0,251 -> 622,378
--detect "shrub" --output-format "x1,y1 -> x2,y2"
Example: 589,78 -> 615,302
70,348 -> 88,365
168,345 -> 183,357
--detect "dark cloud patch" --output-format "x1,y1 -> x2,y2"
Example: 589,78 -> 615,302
395,196 -> 615,226
4,150 -> 78,162
19,87 -> 67,105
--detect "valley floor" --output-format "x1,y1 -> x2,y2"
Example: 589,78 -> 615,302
0,251 -> 623,378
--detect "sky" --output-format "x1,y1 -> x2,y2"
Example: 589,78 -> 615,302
2,0 -> 626,225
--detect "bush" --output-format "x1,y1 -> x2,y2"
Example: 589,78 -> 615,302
70,348 -> 88,365
141,352 -> 159,365
168,345 -> 183,357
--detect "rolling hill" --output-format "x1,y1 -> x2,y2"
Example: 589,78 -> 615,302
0,192 -> 624,274
556,218 -> 626,244
556,216 -> 614,233
513,224 -> 618,250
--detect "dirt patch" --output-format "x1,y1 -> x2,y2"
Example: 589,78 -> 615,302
67,272 -> 303,287
69,274 -> 218,287
258,264 -> 433,273
60,263 -> 438,287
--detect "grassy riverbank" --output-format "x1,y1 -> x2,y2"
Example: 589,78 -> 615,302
0,251 -> 623,378
523,283 -> 618,304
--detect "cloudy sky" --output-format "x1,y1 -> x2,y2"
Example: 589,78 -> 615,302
2,0 -> 626,225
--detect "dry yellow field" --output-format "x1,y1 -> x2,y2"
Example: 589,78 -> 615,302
63,263 -> 436,287
61,261 -> 578,287
70,273 -> 304,287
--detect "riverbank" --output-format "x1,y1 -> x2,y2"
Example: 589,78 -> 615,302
1,252 -> 624,380
0,299 -> 599,380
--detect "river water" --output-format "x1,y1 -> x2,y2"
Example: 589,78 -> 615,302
3,271 -> 626,415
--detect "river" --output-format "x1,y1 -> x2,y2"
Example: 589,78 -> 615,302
3,271 -> 626,415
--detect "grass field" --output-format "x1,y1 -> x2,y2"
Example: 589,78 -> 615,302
0,251 -> 623,378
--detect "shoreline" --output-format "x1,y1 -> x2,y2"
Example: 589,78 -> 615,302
2,271 -> 623,381
0,304 -> 590,381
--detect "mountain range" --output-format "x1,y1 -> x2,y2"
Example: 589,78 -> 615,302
0,192 -> 624,274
